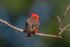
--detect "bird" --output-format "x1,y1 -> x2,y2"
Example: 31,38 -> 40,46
24,13 -> 39,38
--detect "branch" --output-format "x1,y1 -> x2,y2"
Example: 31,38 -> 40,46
0,19 -> 61,38
0,19 -> 23,32
35,33 -> 61,38
56,16 -> 61,23
59,24 -> 70,35
56,16 -> 62,29
64,5 -> 70,16
59,28 -> 70,31
58,4 -> 70,35
64,29 -> 70,31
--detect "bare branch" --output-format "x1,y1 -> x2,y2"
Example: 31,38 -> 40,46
59,28 -> 70,31
64,29 -> 70,31
58,4 -> 70,35
0,19 -> 61,38
59,24 -> 70,35
64,5 -> 70,16
0,19 -> 23,32
56,16 -> 62,29
56,16 -> 61,23
35,33 -> 61,38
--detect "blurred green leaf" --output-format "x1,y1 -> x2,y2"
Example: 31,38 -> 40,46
42,0 -> 70,47
2,0 -> 35,14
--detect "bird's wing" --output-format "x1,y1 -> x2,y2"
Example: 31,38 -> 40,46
26,18 -> 33,31
25,18 -> 33,37
26,17 -> 39,32
31,20 -> 39,32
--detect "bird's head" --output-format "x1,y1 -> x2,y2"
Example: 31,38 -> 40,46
32,13 -> 39,21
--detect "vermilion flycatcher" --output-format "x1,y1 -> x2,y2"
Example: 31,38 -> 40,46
24,13 -> 39,37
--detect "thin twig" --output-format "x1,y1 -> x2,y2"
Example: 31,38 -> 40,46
60,4 -> 70,27
56,16 -> 62,29
0,19 -> 23,32
59,24 -> 70,35
64,5 -> 70,16
64,29 -> 70,31
58,4 -> 70,35
35,33 -> 61,38
56,16 -> 61,23
60,28 -> 70,31
0,19 -> 61,38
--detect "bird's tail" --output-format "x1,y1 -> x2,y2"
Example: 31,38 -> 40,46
27,31 -> 31,38
24,29 -> 32,37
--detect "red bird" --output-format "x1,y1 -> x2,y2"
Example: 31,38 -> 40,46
24,13 -> 39,37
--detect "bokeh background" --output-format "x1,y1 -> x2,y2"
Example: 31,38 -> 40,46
0,0 -> 70,47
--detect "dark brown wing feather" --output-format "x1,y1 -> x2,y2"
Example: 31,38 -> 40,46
24,18 -> 32,37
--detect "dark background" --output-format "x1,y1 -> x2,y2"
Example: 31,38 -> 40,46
0,0 -> 70,47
